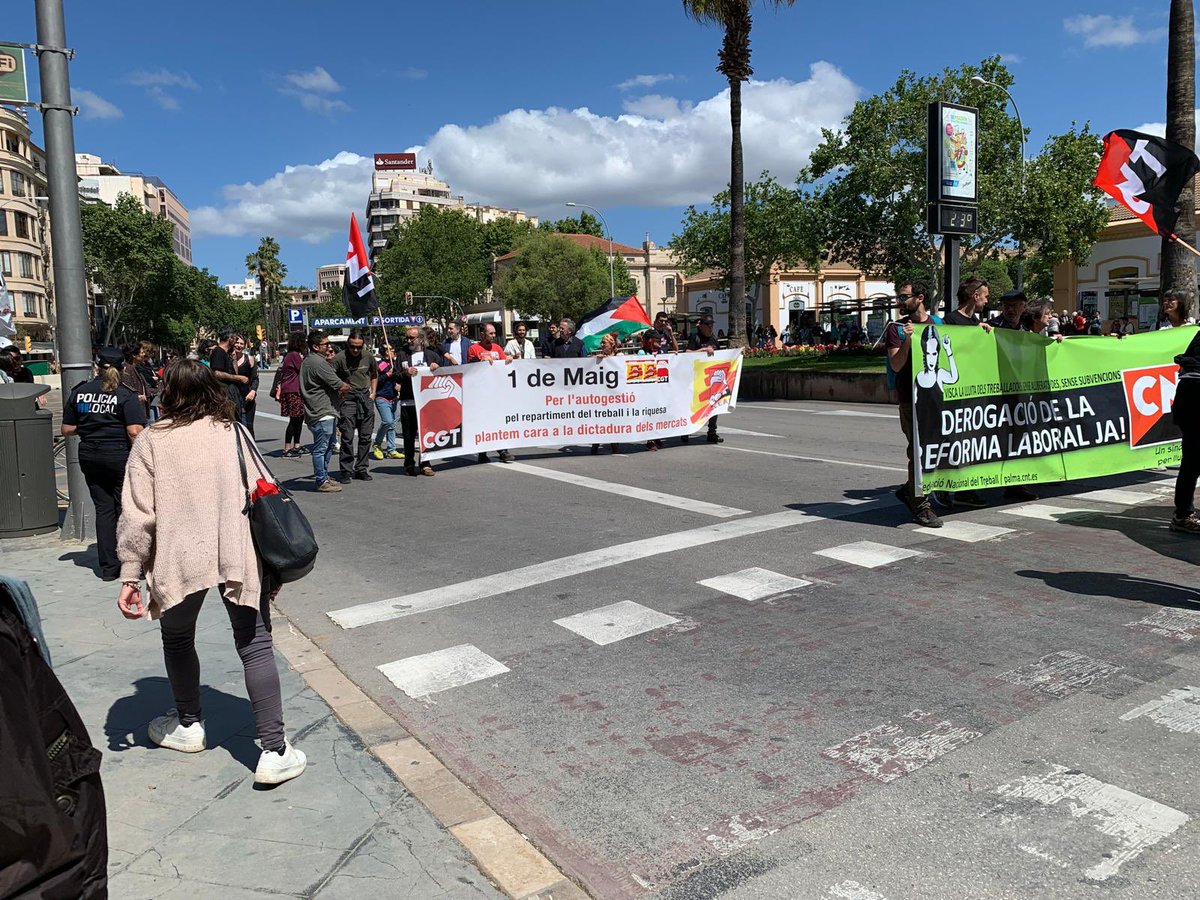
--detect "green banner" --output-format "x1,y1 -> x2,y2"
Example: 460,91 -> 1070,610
910,325 -> 1196,493
0,45 -> 29,105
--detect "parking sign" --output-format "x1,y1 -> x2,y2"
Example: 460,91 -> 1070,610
288,308 -> 304,326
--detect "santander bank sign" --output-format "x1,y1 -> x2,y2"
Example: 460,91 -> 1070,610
374,153 -> 416,171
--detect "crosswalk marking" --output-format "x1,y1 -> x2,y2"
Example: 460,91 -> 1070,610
1126,607 -> 1200,642
1121,687 -> 1200,734
697,567 -> 812,601
554,601 -> 679,646
814,541 -> 924,569
823,881 -> 888,900
719,426 -> 783,438
1000,504 -> 1105,522
932,520 -> 1014,543
996,650 -> 1120,699
328,509 -> 825,629
1068,488 -> 1158,506
496,460 -> 750,518
377,644 -> 509,699
821,709 -> 981,783
720,445 -> 907,473
815,410 -> 897,419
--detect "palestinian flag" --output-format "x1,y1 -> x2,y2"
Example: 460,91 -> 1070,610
577,295 -> 652,351
1094,130 -> 1200,237
342,213 -> 377,318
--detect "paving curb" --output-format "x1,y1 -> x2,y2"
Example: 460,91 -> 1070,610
270,606 -> 588,900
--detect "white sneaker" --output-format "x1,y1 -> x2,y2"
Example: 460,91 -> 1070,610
255,740 -> 307,785
148,711 -> 206,753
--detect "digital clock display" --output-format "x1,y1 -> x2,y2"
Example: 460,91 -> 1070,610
928,202 -> 979,236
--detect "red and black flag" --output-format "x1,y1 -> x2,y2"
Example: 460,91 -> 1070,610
1093,129 -> 1200,236
343,213 -> 377,319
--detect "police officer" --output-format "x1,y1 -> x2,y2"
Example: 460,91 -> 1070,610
61,348 -> 148,580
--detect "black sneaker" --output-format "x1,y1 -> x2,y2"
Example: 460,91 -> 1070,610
354,472 -> 373,481
913,502 -> 943,528
498,450 -> 513,463
1003,486 -> 1039,501
477,453 -> 489,463
707,434 -> 724,444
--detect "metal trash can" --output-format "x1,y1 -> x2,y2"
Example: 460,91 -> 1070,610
0,382 -> 58,537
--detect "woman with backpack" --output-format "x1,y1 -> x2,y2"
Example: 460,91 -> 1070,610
115,360 -> 306,785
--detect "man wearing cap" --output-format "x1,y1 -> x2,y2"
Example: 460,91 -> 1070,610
686,314 -> 723,444
989,290 -> 1028,331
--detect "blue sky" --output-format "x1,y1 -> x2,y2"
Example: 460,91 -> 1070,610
6,1 -> 1182,287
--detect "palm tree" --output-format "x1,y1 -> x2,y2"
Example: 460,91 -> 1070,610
1162,0 -> 1196,305
683,0 -> 795,347
246,236 -> 288,344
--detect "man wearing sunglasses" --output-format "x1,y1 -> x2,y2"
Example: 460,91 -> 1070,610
300,330 -> 352,492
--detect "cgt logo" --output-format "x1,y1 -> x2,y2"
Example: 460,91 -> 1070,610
418,373 -> 463,452
1121,364 -> 1182,448
625,359 -> 669,384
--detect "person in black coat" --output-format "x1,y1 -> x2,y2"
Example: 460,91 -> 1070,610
1172,322 -> 1200,534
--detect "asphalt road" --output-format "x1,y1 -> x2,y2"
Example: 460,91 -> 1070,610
251,390 -> 1200,900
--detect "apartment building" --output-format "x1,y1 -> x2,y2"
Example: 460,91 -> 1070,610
0,106 -> 52,340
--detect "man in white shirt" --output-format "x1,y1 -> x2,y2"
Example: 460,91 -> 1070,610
504,322 -> 537,361
397,326 -> 441,476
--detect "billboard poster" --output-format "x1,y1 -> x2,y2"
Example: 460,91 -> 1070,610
0,46 -> 28,105
910,324 -> 1195,493
927,102 -> 978,204
374,153 -> 417,171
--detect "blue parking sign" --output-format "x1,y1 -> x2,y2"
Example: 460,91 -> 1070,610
288,308 -> 304,326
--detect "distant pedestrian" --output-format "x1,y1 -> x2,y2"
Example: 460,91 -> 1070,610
232,334 -> 259,436
300,330 -> 351,492
687,313 -> 723,444
1172,327 -> 1200,534
137,341 -> 162,422
119,342 -> 151,418
372,345 -> 404,461
332,330 -> 377,482
1086,310 -> 1103,336
208,328 -> 247,418
115,360 -> 307,785
271,331 -> 307,458
1158,290 -> 1196,330
61,347 -> 147,579
4,346 -> 35,383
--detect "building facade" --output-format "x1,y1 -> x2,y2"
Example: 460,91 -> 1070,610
224,276 -> 260,301
1,107 -> 52,341
76,153 -> 192,264
365,160 -> 535,264
316,263 -> 347,301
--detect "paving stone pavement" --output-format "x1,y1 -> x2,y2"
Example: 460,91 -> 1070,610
2,534 -> 520,899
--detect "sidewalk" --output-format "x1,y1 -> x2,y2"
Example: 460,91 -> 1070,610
2,535 -> 546,899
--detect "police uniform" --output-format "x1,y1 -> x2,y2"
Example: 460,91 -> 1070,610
63,372 -> 147,579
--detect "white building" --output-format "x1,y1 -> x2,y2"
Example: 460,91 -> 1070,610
75,153 -> 192,264
225,276 -> 260,301
316,263 -> 347,301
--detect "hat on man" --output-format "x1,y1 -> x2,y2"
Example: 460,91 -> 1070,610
1000,290 -> 1028,305
699,313 -> 715,325
96,347 -> 124,368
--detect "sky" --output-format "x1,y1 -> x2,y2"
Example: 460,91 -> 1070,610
4,1 -> 1187,288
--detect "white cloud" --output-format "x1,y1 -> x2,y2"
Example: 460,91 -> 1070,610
146,86 -> 179,111
401,67 -> 428,80
617,73 -> 676,91
999,52 -> 1023,64
1064,14 -> 1166,48
1134,109 -> 1199,137
125,68 -> 200,90
284,66 -> 342,93
621,94 -> 690,118
75,89 -> 123,120
191,62 -> 858,243
191,151 -> 372,243
279,66 -> 350,116
427,61 -> 858,210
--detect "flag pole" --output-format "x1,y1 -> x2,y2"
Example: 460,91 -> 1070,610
1170,233 -> 1200,259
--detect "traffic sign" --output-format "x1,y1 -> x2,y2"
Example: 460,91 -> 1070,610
288,308 -> 304,326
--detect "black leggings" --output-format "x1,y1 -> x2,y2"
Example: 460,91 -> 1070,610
1177,421 -> 1200,518
285,415 -> 304,444
159,588 -> 285,752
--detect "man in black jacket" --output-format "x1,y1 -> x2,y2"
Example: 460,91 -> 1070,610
549,318 -> 585,358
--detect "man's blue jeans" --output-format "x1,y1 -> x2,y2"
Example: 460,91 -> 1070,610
308,419 -> 336,485
374,398 -> 398,451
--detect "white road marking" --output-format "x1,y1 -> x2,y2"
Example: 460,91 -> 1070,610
1121,686 -> 1200,733
554,600 -> 679,646
823,881 -> 889,900
991,765 -> 1189,882
697,567 -> 812,601
719,426 -> 783,438
1068,488 -> 1157,506
814,540 -> 924,569
932,521 -> 1014,543
738,404 -> 821,412
1126,607 -> 1200,642
1000,504 -> 1105,522
815,410 -> 897,419
720,445 -> 907,473
377,644 -> 509,699
329,509 -> 824,629
996,650 -> 1120,699
256,411 -> 289,422
496,460 -> 749,519
822,709 -> 981,783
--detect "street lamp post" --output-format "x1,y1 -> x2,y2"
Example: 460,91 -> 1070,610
973,75 -> 1026,291
565,201 -> 615,298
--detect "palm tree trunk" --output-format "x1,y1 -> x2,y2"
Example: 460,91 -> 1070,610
728,76 -> 747,347
1162,0 -> 1196,305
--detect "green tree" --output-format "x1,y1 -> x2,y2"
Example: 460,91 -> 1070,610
1162,0 -> 1195,304
494,231 -> 636,323
155,262 -> 260,348
246,236 -> 288,344
671,172 -> 819,307
80,192 -> 177,344
799,57 -> 1108,307
482,217 -> 537,283
683,0 -> 798,346
375,206 -> 489,315
537,211 -> 604,237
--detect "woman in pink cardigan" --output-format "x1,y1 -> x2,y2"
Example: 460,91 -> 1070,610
115,360 -> 306,786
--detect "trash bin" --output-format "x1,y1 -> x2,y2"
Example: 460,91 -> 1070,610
0,382 -> 58,537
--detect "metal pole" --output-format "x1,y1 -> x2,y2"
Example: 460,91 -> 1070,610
567,202 -> 615,297
35,0 -> 92,542
977,78 -> 1026,290
943,236 -> 961,311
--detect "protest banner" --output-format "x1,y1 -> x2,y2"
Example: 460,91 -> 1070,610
414,350 -> 743,460
911,324 -> 1195,493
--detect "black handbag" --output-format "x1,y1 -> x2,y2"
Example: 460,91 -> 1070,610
234,423 -> 319,583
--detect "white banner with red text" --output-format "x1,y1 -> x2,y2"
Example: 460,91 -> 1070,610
414,351 -> 744,460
